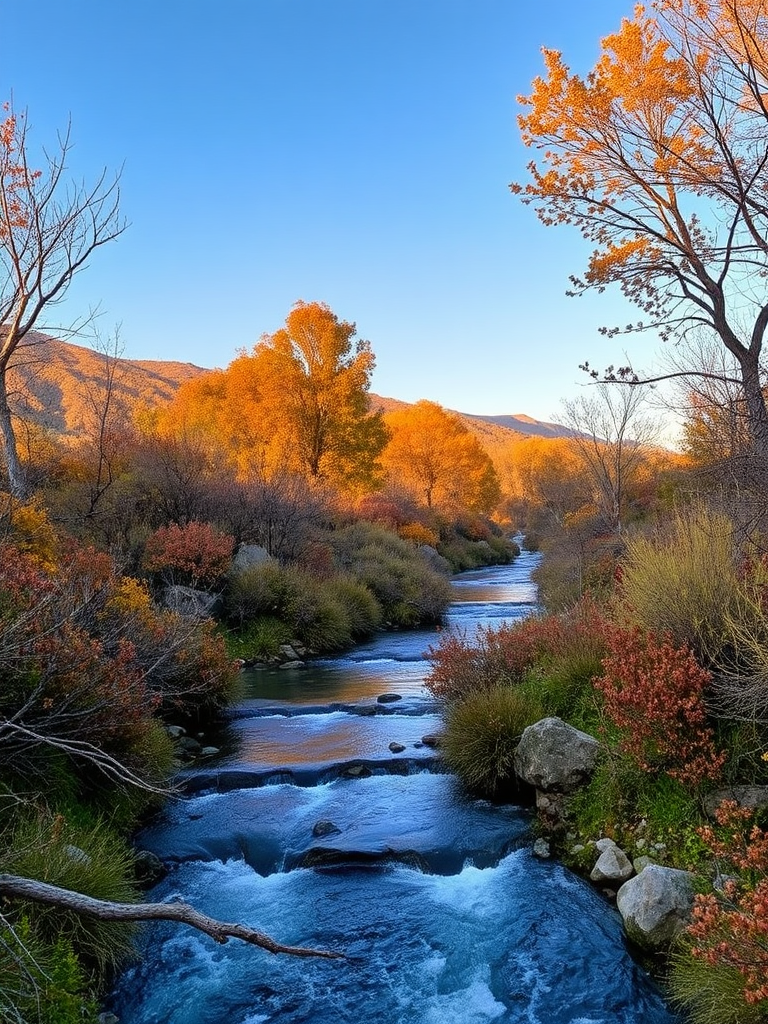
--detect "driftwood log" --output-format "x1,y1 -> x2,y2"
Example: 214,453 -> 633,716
0,873 -> 343,959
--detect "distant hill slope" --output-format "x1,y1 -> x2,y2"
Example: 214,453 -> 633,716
8,335 -> 569,449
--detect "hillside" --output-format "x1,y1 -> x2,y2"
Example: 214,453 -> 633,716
8,334 -> 568,450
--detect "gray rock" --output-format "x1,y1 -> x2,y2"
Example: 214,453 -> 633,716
279,660 -> 305,670
514,717 -> 600,793
64,844 -> 91,866
134,849 -> 167,886
418,545 -> 452,575
590,845 -> 634,885
532,838 -> 551,859
617,864 -> 695,951
595,837 -> 618,853
421,734 -> 441,748
232,544 -> 271,571
377,693 -> 403,704
344,764 -> 371,778
312,820 -> 341,838
633,855 -> 655,874
703,785 -> 768,818
98,1014 -> 120,1024
162,585 -> 220,619
279,644 -> 301,661
166,725 -> 186,739
179,736 -> 202,753
200,746 -> 220,757
388,742 -> 406,753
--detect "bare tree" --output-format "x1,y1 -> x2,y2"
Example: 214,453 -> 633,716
0,104 -> 125,498
559,383 -> 660,534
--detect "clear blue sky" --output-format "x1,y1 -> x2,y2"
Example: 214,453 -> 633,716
2,0 -> 652,422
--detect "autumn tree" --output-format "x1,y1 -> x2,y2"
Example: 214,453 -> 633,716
512,0 -> 768,468
381,400 -> 501,515
0,104 -> 124,499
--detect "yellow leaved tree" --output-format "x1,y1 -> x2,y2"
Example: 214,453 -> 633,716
381,400 -> 500,515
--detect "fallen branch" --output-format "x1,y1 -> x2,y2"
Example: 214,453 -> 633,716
0,874 -> 343,960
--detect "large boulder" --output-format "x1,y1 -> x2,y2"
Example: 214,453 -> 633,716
514,717 -> 600,794
232,544 -> 272,572
617,864 -> 695,951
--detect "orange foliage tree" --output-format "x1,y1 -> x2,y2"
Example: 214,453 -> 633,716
512,0 -> 768,464
155,301 -> 387,492
381,400 -> 500,515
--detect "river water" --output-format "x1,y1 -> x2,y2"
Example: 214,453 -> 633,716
110,551 -> 678,1024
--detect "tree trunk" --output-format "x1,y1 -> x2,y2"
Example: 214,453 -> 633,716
0,366 -> 27,499
738,352 -> 768,471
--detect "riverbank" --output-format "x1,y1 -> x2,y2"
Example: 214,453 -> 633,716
108,557 -> 676,1024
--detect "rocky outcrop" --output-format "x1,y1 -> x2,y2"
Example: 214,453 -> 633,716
617,865 -> 695,951
514,717 -> 600,794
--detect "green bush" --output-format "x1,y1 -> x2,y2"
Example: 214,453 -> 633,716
1,814 -> 139,973
443,684 -> 544,797
330,521 -> 452,627
618,508 -> 739,662
322,575 -> 383,638
667,947 -> 765,1024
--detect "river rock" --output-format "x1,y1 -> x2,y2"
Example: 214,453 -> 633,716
532,838 -> 551,858
617,864 -> 695,951
64,844 -> 92,866
514,717 -> 600,793
200,746 -> 220,757
134,849 -> 167,886
166,725 -> 186,739
98,1014 -> 120,1024
312,820 -> 341,838
179,736 -> 202,754
162,585 -> 221,619
377,693 -> 403,704
418,545 -> 452,575
703,784 -> 768,817
279,659 -> 305,670
388,742 -> 406,753
344,764 -> 372,778
421,734 -> 441,748
590,844 -> 634,885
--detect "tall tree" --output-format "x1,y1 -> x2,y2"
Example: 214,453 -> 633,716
512,0 -> 768,466
0,104 -> 124,498
381,400 -> 501,514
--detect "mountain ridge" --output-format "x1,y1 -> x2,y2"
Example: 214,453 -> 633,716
8,333 -> 568,446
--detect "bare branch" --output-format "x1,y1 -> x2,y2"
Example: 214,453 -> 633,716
0,874 -> 343,961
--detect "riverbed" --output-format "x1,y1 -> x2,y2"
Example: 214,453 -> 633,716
109,551 -> 678,1024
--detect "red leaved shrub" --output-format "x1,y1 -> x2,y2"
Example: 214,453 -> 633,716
595,626 -> 726,786
427,598 -> 609,701
142,520 -> 235,587
689,800 -> 768,1005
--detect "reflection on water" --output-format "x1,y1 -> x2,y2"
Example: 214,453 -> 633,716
228,712 -> 444,769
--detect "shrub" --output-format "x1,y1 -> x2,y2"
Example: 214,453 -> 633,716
0,812 -> 139,973
595,626 -> 726,788
675,801 -> 768,1018
330,521 -> 452,627
618,508 -> 739,663
443,684 -> 544,797
427,599 -> 609,702
142,520 -> 235,588
322,576 -> 383,638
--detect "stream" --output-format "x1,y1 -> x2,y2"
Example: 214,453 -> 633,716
110,551 -> 679,1024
